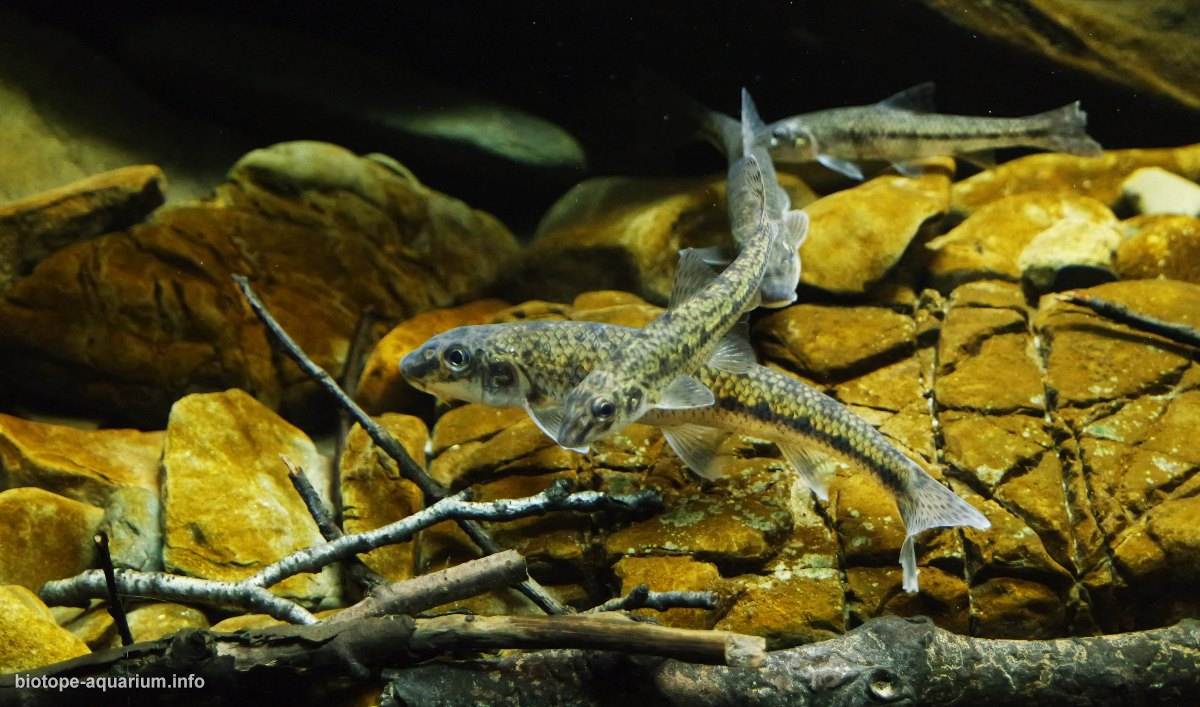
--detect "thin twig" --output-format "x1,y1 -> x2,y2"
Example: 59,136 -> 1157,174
41,482 -> 660,623
232,274 -> 572,615
94,532 -> 133,646
282,455 -> 388,593
328,550 -> 527,623
334,306 -> 378,525
585,583 -> 719,613
1060,292 -> 1200,349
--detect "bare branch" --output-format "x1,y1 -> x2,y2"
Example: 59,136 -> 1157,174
40,481 -> 659,623
585,583 -> 719,613
328,550 -> 527,623
1060,291 -> 1200,348
282,455 -> 388,593
232,274 -> 573,615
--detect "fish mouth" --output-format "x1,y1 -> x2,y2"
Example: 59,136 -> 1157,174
399,349 -> 439,387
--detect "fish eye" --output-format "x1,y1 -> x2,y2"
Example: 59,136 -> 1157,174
442,345 -> 472,372
591,397 -> 616,422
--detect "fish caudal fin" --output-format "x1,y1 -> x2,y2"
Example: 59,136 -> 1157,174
896,467 -> 991,593
1030,101 -> 1103,157
633,70 -> 741,158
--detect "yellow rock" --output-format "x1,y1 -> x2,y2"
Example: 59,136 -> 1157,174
0,585 -> 89,672
1116,214 -> 1200,283
612,556 -> 732,630
0,487 -> 103,592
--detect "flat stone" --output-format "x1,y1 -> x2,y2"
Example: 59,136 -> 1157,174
927,192 -> 1117,290
1116,214 -> 1200,283
950,145 -> 1200,215
162,389 -> 340,607
0,141 -> 518,427
995,453 -> 1075,573
755,304 -> 914,380
430,412 -> 577,490
970,576 -> 1066,639
612,556 -> 733,630
935,332 -> 1045,413
0,413 -> 161,507
340,415 -> 427,582
717,568 -> 844,648
0,585 -> 90,672
210,614 -> 285,633
964,501 -> 1073,583
1017,217 -> 1122,293
122,602 -> 209,645
0,165 -> 166,292
0,487 -> 103,592
801,164 -> 951,294
846,565 -> 969,635
834,355 -> 923,412
358,299 -> 511,416
1120,166 -> 1200,216
99,485 -> 162,571
1036,280 -> 1197,406
939,411 -> 1053,490
60,606 -> 116,650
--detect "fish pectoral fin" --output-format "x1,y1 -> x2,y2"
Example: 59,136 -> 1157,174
777,442 -> 838,501
782,209 -> 810,249
890,161 -> 928,178
878,81 -> 937,113
958,149 -> 996,170
817,154 -> 865,181
669,249 -> 718,310
690,245 -> 731,267
523,401 -> 580,450
661,424 -> 731,479
657,375 -> 715,410
707,318 -> 756,373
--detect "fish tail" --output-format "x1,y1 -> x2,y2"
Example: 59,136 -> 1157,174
1029,101 -> 1103,157
633,70 -> 741,157
895,466 -> 990,592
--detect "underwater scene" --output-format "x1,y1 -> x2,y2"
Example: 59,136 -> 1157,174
0,2 -> 1198,705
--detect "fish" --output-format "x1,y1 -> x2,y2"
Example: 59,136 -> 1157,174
400,320 -> 992,592
636,73 -> 809,307
762,82 -> 1104,180
550,145 -> 781,453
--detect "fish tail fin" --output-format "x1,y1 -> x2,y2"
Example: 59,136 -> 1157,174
1030,101 -> 1103,157
895,466 -> 990,593
740,88 -> 767,157
634,70 -> 741,157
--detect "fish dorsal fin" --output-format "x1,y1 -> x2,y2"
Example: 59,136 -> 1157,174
817,154 -> 865,181
657,374 -> 715,410
740,88 -> 767,156
707,317 -> 756,373
661,424 -> 731,479
782,209 -> 810,249
523,400 -> 589,452
669,249 -> 718,310
878,82 -> 937,113
777,441 -> 839,501
738,154 -> 769,228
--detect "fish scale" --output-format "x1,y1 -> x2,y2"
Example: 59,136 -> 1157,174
400,319 -> 992,592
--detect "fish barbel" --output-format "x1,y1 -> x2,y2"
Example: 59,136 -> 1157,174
400,320 -> 991,592
763,82 -> 1103,180
551,150 -> 779,452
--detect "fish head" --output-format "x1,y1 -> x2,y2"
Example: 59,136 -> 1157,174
769,120 -> 819,162
399,325 -> 528,408
760,242 -> 801,307
556,370 -> 647,450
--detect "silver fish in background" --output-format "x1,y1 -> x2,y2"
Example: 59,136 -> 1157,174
637,73 -> 808,307
400,320 -> 991,592
551,151 -> 779,452
763,82 -> 1104,180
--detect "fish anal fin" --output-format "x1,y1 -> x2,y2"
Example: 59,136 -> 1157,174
661,424 -> 731,479
658,375 -> 714,410
708,317 -> 756,373
878,82 -> 937,113
778,442 -> 838,501
669,249 -> 717,310
817,154 -> 865,180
